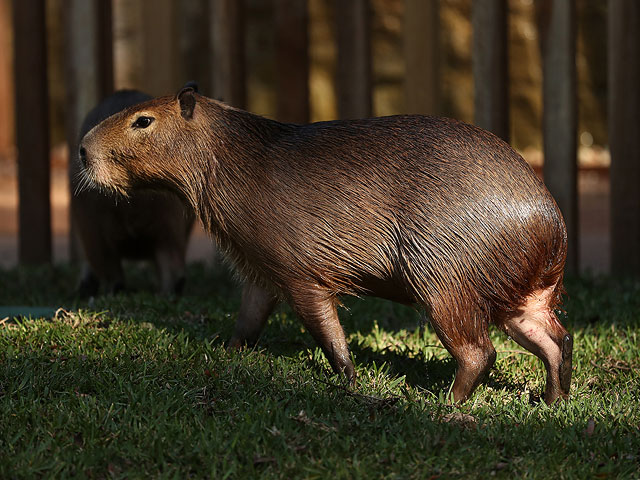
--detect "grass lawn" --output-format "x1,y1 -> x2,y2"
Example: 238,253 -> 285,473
0,263 -> 638,479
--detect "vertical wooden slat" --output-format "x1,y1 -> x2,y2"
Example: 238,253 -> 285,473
112,0 -> 144,90
211,0 -> 246,108
404,0 -> 440,115
63,0 -> 113,135
0,0 -> 14,157
609,0 -> 640,276
472,0 -> 509,141
64,1 -> 100,125
65,0 -> 113,262
97,0 -> 114,98
335,0 -> 372,119
13,0 -> 51,265
540,0 -> 578,274
275,0 -> 309,123
178,0 -> 211,91
141,0 -> 178,97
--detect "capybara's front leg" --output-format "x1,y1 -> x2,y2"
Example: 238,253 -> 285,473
77,231 -> 125,296
228,282 -> 279,349
154,245 -> 187,295
497,286 -> 573,404
77,266 -> 101,298
289,289 -> 355,382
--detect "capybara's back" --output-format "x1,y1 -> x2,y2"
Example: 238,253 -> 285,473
78,88 -> 572,403
71,90 -> 195,296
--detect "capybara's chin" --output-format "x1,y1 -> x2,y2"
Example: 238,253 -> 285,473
81,158 -> 132,197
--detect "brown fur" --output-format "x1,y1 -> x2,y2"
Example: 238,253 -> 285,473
79,87 -> 573,403
72,90 -> 195,296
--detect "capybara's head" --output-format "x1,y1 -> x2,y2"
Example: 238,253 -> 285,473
78,86 -> 202,198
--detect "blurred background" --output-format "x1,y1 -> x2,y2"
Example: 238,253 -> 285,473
0,0 -> 623,275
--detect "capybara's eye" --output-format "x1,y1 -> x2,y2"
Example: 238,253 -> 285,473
132,116 -> 154,129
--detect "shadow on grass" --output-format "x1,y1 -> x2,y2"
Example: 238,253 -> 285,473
0,262 -> 240,310
3,266 -> 640,477
3,264 -> 639,412
0,263 -> 535,402
1,345 -> 638,479
347,339 -> 539,401
563,273 -> 640,329
4,264 -> 640,326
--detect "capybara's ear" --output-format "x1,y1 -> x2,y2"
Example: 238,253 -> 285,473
177,86 -> 197,120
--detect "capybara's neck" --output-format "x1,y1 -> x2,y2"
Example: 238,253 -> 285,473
183,99 -> 295,248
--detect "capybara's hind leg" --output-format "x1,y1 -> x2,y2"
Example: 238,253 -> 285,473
429,304 -> 496,403
497,285 -> 573,404
442,330 -> 496,403
228,282 -> 278,349
290,289 -> 355,382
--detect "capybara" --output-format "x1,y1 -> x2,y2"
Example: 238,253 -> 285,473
71,90 -> 195,296
78,86 -> 573,404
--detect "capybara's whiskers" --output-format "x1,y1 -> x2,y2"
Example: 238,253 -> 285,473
73,169 -> 91,196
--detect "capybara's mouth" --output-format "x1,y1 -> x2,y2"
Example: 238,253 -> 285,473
76,152 -> 131,198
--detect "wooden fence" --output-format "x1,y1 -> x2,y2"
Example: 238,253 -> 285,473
5,0 -> 640,276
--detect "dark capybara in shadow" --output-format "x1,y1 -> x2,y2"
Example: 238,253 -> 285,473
78,86 -> 573,404
71,90 -> 195,296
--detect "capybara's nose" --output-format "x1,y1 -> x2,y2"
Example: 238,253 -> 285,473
79,146 -> 87,168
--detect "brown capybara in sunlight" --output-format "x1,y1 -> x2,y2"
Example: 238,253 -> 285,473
78,85 -> 573,404
72,90 -> 195,296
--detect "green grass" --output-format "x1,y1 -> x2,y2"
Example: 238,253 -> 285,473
1,264 -> 639,479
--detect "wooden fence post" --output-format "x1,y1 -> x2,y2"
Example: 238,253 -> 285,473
472,0 -> 509,141
609,0 -> 640,276
0,0 -> 13,158
539,0 -> 578,274
178,0 -> 211,91
97,0 -> 114,97
13,0 -> 51,265
141,0 -> 179,97
404,0 -> 440,115
275,0 -> 309,123
335,0 -> 372,119
211,0 -> 246,108
64,0 -> 114,261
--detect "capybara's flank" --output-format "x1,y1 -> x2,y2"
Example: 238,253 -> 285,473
72,90 -> 195,296
79,86 -> 573,404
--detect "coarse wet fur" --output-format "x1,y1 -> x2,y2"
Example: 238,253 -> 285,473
79,86 -> 573,404
72,90 -> 195,296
